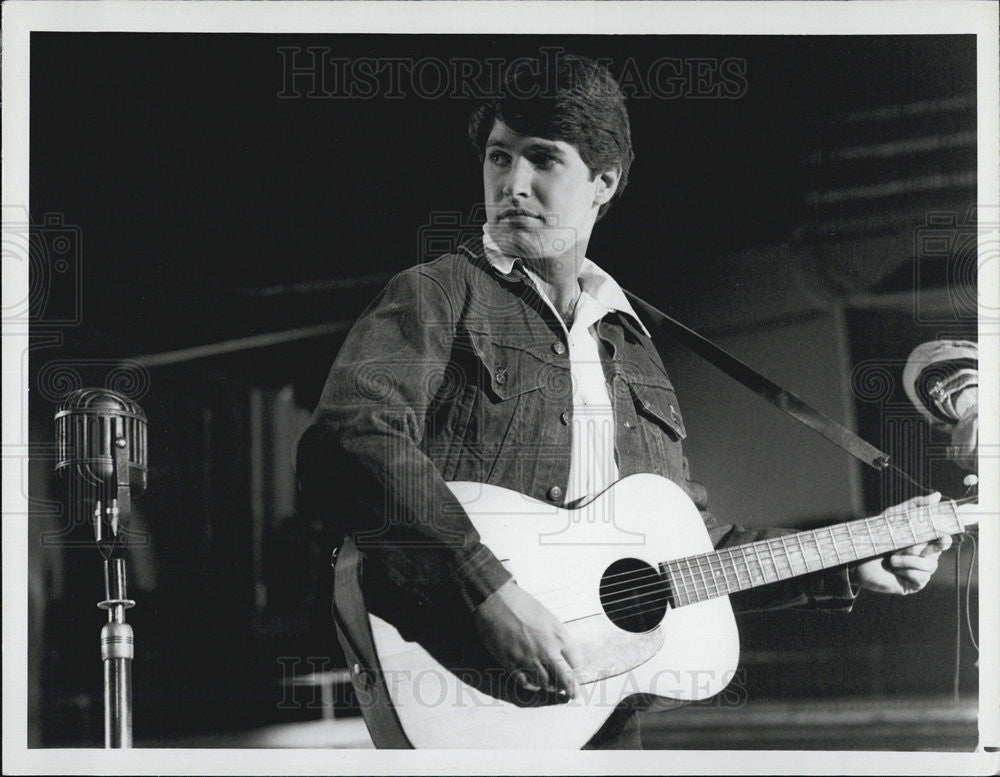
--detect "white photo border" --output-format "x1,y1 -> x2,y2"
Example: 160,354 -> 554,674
3,1 -> 998,775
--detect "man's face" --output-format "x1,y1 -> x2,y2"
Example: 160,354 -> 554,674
483,120 -> 615,264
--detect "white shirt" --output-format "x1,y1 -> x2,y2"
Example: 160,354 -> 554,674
482,228 -> 651,504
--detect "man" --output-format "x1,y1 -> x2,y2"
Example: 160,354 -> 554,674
297,53 -> 951,749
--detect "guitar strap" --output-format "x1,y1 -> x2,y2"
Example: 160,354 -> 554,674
331,537 -> 412,748
624,290 -> 892,472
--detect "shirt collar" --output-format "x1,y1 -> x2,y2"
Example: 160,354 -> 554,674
481,226 -> 651,337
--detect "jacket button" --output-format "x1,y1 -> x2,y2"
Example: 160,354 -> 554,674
495,368 -> 507,385
623,420 -> 636,430
560,411 -> 571,425
552,341 -> 567,355
547,486 -> 564,502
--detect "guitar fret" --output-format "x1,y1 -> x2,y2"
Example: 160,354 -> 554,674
660,498 -> 971,612
950,500 -> 965,535
778,534 -> 795,577
729,548 -> 746,590
845,523 -> 862,561
738,547 -> 756,589
778,535 -> 797,577
682,562 -> 696,606
689,557 -> 708,603
764,540 -> 781,581
699,557 -> 715,596
904,508 -> 918,545
769,538 -> 789,579
751,547 -> 764,586
925,504 -> 945,538
724,549 -> 740,591
752,541 -> 775,584
671,561 -> 685,606
701,556 -> 718,595
863,518 -> 879,555
709,555 -> 728,594
679,562 -> 694,607
829,526 -> 843,565
884,514 -> 898,548
796,533 -> 812,573
943,500 -> 965,536
677,568 -> 690,607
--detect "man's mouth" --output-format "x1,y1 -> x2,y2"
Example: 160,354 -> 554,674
498,208 -> 543,223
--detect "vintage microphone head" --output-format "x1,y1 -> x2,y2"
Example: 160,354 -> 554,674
55,388 -> 148,555
55,388 -> 148,494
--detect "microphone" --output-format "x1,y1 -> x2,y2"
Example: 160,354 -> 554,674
55,388 -> 148,558
54,388 -> 148,748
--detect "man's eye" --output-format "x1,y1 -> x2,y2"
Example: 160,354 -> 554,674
487,151 -> 509,166
530,154 -> 557,170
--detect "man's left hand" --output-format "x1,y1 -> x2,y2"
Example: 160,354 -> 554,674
853,492 -> 954,595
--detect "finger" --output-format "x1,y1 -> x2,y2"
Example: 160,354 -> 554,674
898,571 -> 932,593
900,534 -> 951,558
530,660 -> 551,692
546,655 -> 579,699
511,670 -> 541,692
889,554 -> 939,573
897,491 -> 941,509
929,534 -> 953,553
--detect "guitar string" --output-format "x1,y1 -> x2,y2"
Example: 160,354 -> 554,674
615,499 -> 971,608
538,518 -> 940,613
537,500 -> 964,609
551,496 -> 970,590
534,446 -> 948,613
600,523 -> 955,621
591,499 -> 975,621
530,497 -> 973,617
536,520 -> 863,607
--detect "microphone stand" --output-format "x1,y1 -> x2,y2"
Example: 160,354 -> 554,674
56,388 -> 147,748
98,551 -> 134,748
95,428 -> 136,748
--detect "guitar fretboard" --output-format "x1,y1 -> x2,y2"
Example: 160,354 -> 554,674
661,502 -> 965,608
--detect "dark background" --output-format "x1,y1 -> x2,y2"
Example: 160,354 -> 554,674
27,33 -> 978,747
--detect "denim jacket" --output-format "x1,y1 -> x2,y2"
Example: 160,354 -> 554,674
297,240 -> 856,622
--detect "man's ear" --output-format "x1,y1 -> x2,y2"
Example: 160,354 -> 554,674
594,166 -> 622,206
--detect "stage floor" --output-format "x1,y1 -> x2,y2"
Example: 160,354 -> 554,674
146,695 -> 979,751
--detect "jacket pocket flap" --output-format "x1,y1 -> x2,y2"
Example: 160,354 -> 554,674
630,382 -> 687,439
468,331 -> 547,400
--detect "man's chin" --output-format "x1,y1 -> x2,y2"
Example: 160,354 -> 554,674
488,224 -> 572,261
487,226 -> 538,258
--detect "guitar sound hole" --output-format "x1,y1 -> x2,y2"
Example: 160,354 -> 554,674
599,558 -> 669,633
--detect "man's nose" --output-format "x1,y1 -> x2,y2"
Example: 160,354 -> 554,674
501,158 -> 533,199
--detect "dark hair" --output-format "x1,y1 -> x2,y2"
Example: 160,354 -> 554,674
467,53 -> 634,220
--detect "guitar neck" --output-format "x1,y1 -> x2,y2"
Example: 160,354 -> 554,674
661,501 -> 967,608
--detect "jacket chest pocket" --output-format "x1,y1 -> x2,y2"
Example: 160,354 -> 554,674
616,377 -> 686,482
458,329 -> 565,458
630,380 -> 687,441
467,330 -> 547,401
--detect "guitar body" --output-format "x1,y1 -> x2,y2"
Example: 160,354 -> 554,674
334,474 -> 739,749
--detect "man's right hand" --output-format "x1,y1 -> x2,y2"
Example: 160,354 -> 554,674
472,579 -> 582,699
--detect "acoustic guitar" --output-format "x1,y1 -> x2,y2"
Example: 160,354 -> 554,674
332,473 -> 976,749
